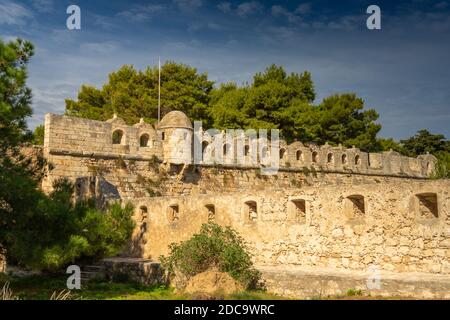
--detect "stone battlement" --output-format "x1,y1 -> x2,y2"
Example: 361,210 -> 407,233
44,112 -> 436,178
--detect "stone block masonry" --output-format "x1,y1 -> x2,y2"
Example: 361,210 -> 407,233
131,179 -> 450,275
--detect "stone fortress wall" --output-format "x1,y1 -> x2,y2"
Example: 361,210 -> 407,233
42,111 -> 450,295
43,112 -> 436,187
132,179 -> 450,276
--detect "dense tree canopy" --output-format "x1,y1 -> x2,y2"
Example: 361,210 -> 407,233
209,65 -> 381,150
65,62 -> 214,126
400,129 -> 450,157
65,63 -> 384,150
0,38 -> 34,153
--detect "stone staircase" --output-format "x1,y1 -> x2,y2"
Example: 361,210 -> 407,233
80,264 -> 106,285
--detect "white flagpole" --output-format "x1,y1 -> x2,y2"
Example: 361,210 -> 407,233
158,57 -> 161,124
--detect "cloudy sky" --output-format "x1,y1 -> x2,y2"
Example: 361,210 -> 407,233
1,0 -> 449,139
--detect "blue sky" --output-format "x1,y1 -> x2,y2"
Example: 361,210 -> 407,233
1,0 -> 449,139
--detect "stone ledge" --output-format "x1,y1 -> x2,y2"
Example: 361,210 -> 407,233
101,257 -> 167,286
258,265 -> 450,299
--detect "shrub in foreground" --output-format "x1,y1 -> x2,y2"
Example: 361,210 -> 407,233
4,178 -> 135,271
160,222 -> 260,289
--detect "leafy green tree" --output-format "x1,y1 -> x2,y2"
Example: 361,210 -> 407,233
5,178 -> 135,271
32,124 -> 44,145
211,68 -> 381,150
0,38 -> 135,271
314,94 -> 381,150
433,151 -> 450,179
374,137 -> 405,153
210,64 -> 317,136
66,62 -> 214,126
0,38 -> 34,153
400,129 -> 449,157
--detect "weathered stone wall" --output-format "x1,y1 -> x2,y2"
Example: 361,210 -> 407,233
41,113 -> 449,283
43,113 -> 436,186
129,179 -> 450,275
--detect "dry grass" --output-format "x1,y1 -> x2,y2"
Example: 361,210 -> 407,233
1,282 -> 19,300
50,289 -> 72,300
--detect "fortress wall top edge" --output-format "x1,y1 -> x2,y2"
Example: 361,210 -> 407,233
43,113 -> 437,178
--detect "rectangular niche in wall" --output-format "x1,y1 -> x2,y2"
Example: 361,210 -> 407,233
345,195 -> 365,222
168,204 -> 180,223
289,199 -> 306,224
416,193 -> 438,219
205,204 -> 215,221
244,201 -> 258,223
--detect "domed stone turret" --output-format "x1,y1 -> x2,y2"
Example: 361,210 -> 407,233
157,110 -> 192,130
157,110 -> 193,164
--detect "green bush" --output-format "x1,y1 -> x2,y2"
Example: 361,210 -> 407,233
160,222 -> 260,289
433,151 -> 450,179
4,178 -> 135,271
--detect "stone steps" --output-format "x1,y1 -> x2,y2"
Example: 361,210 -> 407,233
80,264 -> 106,284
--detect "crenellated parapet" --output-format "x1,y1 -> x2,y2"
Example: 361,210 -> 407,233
43,111 -> 437,179
44,113 -> 162,161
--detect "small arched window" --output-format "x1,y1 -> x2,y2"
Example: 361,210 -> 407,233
112,129 -> 124,145
140,134 -> 150,147
244,145 -> 250,156
279,148 -> 286,159
223,143 -> 231,156
296,150 -> 302,161
355,155 -> 361,165
342,154 -> 348,165
312,151 -> 318,163
327,153 -> 334,163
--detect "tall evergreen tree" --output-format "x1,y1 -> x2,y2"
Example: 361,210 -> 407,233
65,62 -> 214,126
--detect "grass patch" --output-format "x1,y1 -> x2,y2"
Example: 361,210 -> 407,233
0,274 -> 285,300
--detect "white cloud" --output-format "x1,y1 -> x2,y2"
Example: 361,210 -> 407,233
0,1 -> 32,25
295,3 -> 311,15
237,1 -> 263,18
31,0 -> 54,13
217,1 -> 231,13
117,4 -> 165,22
80,41 -> 119,54
271,5 -> 302,24
173,0 -> 202,12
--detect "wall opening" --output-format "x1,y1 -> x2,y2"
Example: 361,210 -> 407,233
279,148 -> 286,159
139,205 -> 148,216
290,199 -> 306,223
416,193 -> 438,219
346,195 -> 365,217
342,154 -> 348,165
202,141 -> 209,161
112,129 -> 124,145
244,145 -> 250,156
161,132 -> 165,140
245,201 -> 258,223
312,151 -> 318,163
327,153 -> 334,163
205,204 -> 215,221
296,150 -> 302,161
169,205 -> 179,223
355,155 -> 361,165
140,134 -> 150,147
223,143 -> 231,156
